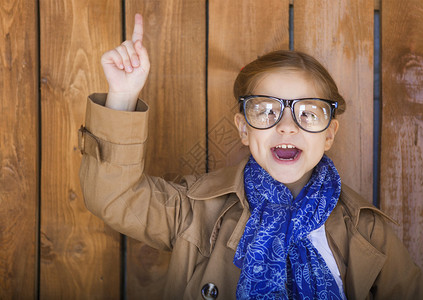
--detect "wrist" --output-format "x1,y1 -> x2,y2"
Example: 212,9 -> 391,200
105,91 -> 140,111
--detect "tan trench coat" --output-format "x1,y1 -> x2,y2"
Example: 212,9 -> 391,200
79,94 -> 423,300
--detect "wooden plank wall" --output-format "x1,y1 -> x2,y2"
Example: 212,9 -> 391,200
0,0 -> 38,298
0,0 -> 422,298
380,0 -> 423,269
39,1 -> 122,298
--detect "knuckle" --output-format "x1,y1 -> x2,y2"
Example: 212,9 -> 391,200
116,45 -> 125,52
101,50 -> 114,61
122,57 -> 130,64
121,40 -> 132,47
113,54 -> 123,64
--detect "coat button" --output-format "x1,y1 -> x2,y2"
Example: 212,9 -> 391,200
201,282 -> 218,299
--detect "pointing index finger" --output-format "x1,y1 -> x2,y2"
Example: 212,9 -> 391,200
132,13 -> 144,43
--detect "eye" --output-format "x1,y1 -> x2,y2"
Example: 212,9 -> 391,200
244,97 -> 282,128
255,107 -> 276,123
254,103 -> 276,115
259,107 -> 277,116
299,110 -> 318,123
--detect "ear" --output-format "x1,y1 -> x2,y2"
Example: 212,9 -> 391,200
234,113 -> 250,146
324,119 -> 339,151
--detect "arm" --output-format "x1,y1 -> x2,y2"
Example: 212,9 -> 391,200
79,15 -> 192,251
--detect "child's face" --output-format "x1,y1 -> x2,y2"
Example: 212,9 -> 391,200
234,70 -> 339,195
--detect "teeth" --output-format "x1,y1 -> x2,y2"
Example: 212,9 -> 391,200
276,144 -> 295,149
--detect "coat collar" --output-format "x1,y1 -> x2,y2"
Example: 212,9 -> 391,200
187,156 -> 249,208
183,156 -> 250,255
339,184 -> 397,226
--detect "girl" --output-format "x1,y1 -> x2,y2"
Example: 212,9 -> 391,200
79,14 -> 423,299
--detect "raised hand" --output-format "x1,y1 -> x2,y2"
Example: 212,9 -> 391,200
102,13 -> 150,111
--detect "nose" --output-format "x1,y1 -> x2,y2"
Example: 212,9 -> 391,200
275,108 -> 299,134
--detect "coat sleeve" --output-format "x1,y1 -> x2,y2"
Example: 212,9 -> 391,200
358,209 -> 423,300
78,94 -> 193,251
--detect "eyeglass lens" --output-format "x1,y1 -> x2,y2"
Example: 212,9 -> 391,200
244,97 -> 332,132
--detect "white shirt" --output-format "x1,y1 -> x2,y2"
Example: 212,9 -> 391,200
308,224 -> 346,299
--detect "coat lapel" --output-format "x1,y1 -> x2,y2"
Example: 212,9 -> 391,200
326,185 -> 390,300
344,219 -> 387,300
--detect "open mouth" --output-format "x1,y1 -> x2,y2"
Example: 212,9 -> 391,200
272,144 -> 301,161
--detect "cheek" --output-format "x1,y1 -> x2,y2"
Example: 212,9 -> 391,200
246,131 -> 270,155
306,134 -> 328,155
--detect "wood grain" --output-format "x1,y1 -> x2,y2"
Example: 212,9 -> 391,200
0,0 -> 38,298
125,0 -> 206,298
380,0 -> 423,269
127,0 -> 207,178
39,1 -> 122,297
208,0 -> 290,170
294,0 -> 374,201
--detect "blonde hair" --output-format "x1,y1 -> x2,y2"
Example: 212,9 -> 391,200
233,50 -> 346,115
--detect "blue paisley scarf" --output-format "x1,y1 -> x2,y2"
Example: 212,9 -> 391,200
233,155 -> 343,299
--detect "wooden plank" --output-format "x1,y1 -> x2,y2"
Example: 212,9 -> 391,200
294,0 -> 374,201
39,1 -> 122,297
380,0 -> 423,269
208,0 -> 290,170
0,0 -> 38,298
125,0 -> 206,298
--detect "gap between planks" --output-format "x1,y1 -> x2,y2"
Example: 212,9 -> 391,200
289,0 -> 381,10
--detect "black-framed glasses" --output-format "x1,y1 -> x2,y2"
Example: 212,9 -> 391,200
239,95 -> 338,133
